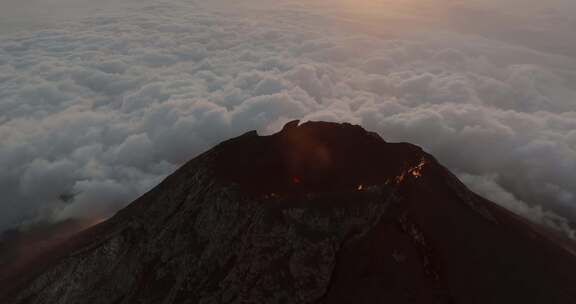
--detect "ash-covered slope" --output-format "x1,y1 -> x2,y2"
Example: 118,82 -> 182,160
2,121 -> 576,304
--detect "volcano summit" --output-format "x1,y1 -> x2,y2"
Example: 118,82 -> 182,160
1,121 -> 575,304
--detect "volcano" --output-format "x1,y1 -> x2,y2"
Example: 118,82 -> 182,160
1,121 -> 575,304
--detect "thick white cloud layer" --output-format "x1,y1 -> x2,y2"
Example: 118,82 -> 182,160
1,0 -> 575,238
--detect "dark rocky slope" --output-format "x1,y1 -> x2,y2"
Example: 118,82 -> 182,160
1,121 -> 576,303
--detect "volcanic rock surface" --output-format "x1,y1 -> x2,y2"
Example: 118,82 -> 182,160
1,121 -> 576,304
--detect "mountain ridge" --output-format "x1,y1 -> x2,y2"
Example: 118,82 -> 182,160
2,121 -> 575,304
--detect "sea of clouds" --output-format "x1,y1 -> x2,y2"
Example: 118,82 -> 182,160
1,0 -> 575,238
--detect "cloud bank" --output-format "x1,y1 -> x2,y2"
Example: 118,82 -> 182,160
1,0 -> 575,238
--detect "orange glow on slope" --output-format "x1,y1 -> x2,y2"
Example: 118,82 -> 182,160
394,159 -> 428,184
408,159 -> 427,179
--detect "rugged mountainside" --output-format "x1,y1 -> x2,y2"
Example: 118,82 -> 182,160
1,121 -> 576,304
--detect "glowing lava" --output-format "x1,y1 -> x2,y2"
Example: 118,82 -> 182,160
408,158 -> 427,179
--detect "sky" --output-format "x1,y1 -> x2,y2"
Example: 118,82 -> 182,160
1,0 -> 576,239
